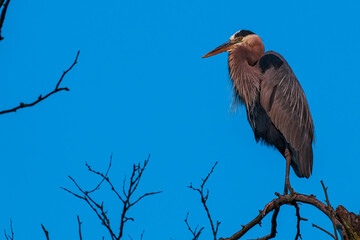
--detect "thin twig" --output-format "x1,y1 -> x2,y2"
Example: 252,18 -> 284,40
128,230 -> 145,240
77,216 -> 83,240
86,157 -> 124,202
201,162 -> 218,190
312,223 -> 336,239
321,180 -> 338,240
321,181 -> 332,208
0,0 -> 11,41
4,219 -> 14,240
86,153 -> 113,193
55,51 -> 80,89
0,50 -> 80,115
188,162 -> 220,240
62,176 -> 117,239
292,202 -> 306,240
185,212 -> 204,240
62,154 -> 161,240
41,224 -> 50,240
140,230 -> 145,240
118,155 -> 162,239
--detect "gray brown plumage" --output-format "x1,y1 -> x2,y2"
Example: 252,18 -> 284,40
203,30 -> 314,194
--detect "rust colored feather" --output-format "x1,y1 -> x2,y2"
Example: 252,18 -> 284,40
228,45 -> 262,110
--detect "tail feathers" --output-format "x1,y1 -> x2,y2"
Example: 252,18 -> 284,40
290,143 -> 313,178
290,157 -> 303,178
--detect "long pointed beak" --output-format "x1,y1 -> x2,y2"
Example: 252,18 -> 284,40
202,40 -> 235,58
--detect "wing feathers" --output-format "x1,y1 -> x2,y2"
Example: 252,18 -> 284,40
259,51 -> 314,178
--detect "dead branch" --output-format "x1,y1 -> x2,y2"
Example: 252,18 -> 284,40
185,161 -> 357,240
128,230 -> 145,240
4,219 -> 14,240
312,223 -> 336,239
254,207 -> 280,240
61,154 -> 162,240
185,212 -> 204,240
292,202 -> 307,240
77,216 -> 83,240
0,50 -> 80,115
41,224 -> 50,240
86,153 -> 113,194
219,181 -> 360,240
321,180 -> 339,240
0,0 -> 11,41
188,162 -> 220,240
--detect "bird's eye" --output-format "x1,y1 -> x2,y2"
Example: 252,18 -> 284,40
238,37 -> 243,41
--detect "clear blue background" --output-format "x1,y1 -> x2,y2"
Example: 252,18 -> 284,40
1,0 -> 359,239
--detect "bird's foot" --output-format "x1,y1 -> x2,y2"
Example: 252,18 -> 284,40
283,183 -> 294,195
288,185 -> 295,195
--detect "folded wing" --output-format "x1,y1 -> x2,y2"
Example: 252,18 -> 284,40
258,51 -> 314,178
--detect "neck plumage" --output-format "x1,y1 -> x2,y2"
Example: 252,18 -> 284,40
228,46 -> 263,110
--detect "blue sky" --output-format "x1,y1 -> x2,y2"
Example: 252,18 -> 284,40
1,0 -> 359,239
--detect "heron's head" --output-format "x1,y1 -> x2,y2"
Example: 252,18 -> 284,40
202,30 -> 263,58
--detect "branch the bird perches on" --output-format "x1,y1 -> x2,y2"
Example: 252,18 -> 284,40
219,181 -> 360,240
187,163 -> 359,240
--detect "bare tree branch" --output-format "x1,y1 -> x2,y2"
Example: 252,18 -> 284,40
219,181 -> 360,240
117,155 -> 162,239
292,202 -> 307,240
128,230 -> 145,240
62,154 -> 162,240
184,212 -> 204,240
77,216 -> 83,240
0,50 -> 80,115
321,180 -> 339,240
253,207 -> 280,240
41,224 -> 50,240
62,175 -> 117,239
188,162 -> 220,240
0,0 -> 11,41
4,219 -> 14,240
86,153 -> 113,194
312,223 -> 336,239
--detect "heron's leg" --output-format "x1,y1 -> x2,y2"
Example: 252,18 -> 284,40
284,148 -> 294,195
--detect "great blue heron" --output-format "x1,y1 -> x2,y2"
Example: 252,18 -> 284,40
203,30 -> 314,194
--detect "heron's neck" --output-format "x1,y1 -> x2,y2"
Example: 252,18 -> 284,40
228,47 -> 263,110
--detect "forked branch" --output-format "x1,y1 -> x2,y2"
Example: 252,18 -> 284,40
4,219 -> 14,240
312,223 -> 336,239
321,180 -> 338,240
0,0 -> 11,41
61,154 -> 162,240
0,51 -> 80,115
185,212 -> 204,240
186,163 -> 359,240
219,181 -> 360,240
41,224 -> 50,240
187,162 -> 220,240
